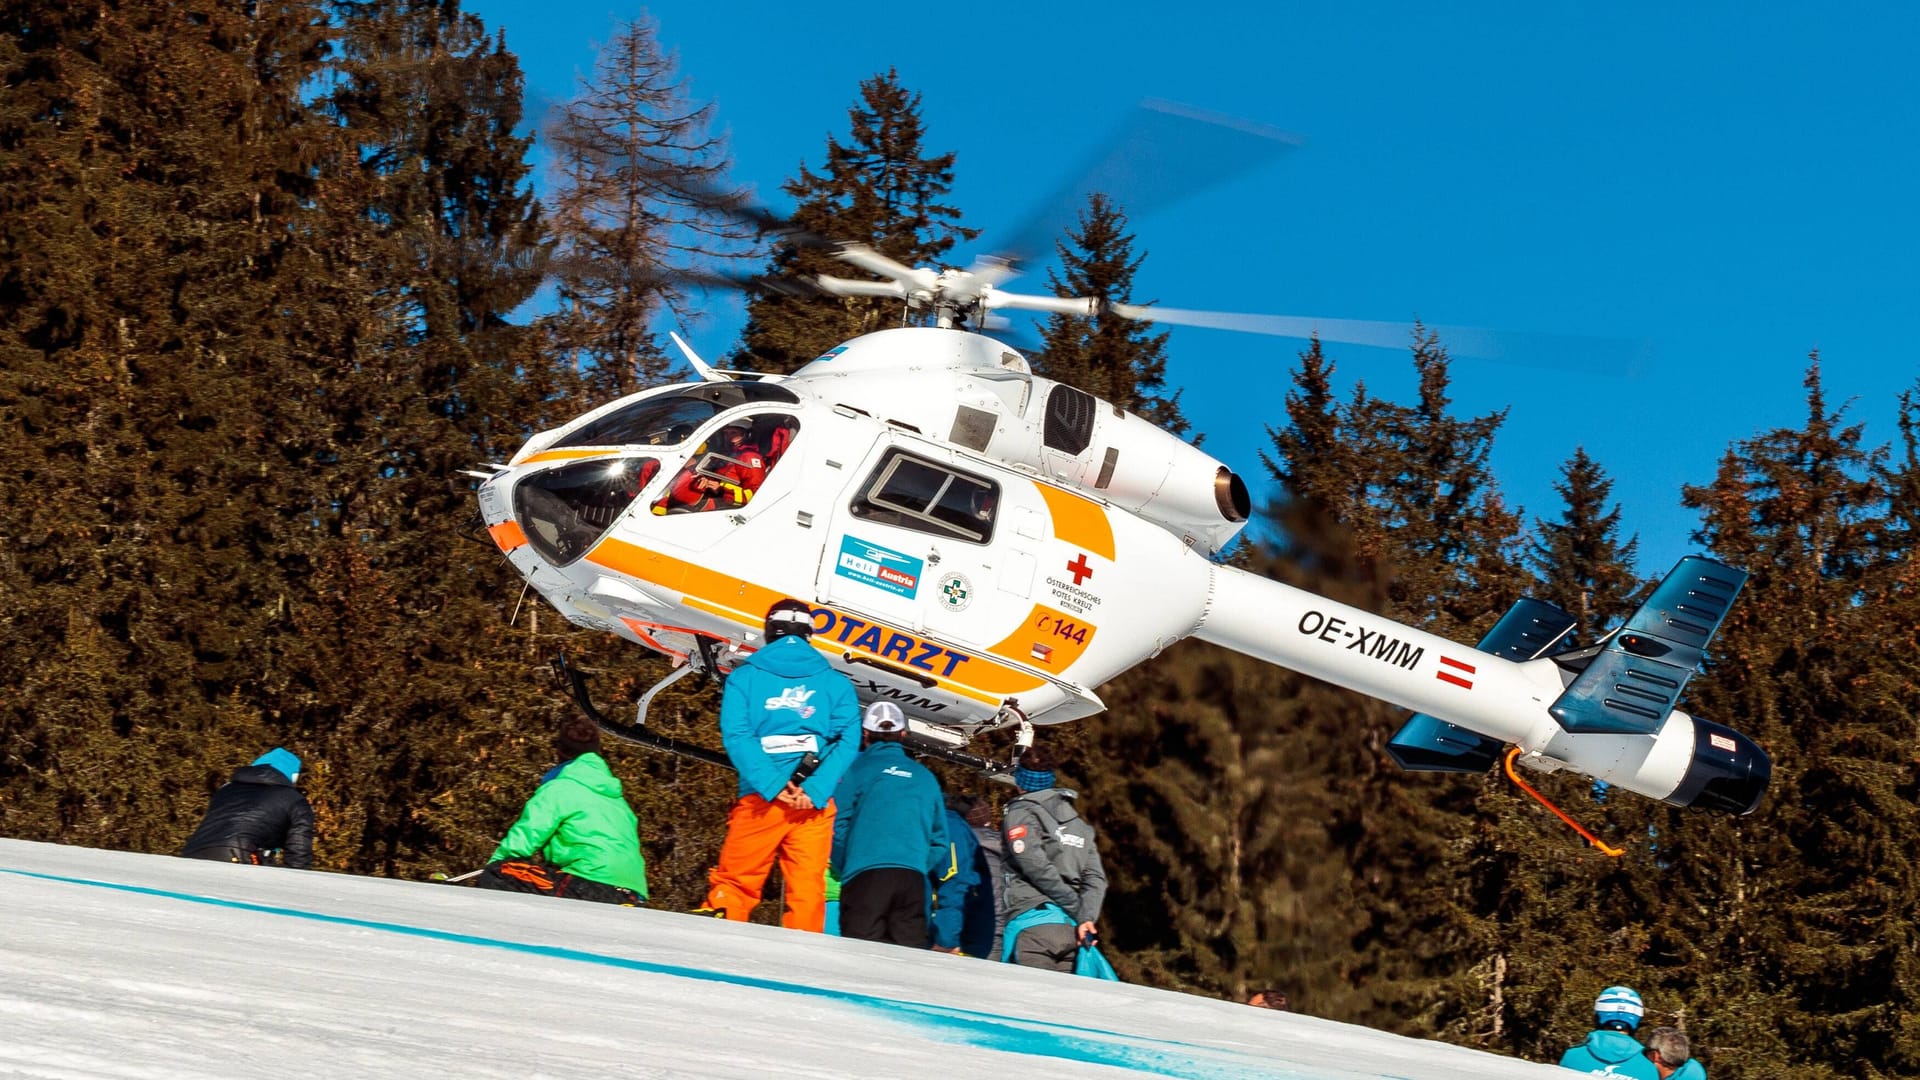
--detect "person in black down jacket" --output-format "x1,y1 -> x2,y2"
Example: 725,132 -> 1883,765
180,747 -> 315,869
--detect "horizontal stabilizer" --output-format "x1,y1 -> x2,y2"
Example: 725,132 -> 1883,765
1477,597 -> 1580,661
1388,712 -> 1502,773
1550,556 -> 1748,735
1389,597 -> 1577,772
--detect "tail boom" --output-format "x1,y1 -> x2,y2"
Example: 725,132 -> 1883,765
1193,564 -> 1767,813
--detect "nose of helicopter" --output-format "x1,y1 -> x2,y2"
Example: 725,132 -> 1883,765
491,456 -> 659,568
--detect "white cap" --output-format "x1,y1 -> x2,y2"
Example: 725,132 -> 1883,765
862,701 -> 906,733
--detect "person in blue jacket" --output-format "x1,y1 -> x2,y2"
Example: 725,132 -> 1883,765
929,793 -> 995,957
699,599 -> 861,931
1559,985 -> 1659,1079
830,701 -> 949,947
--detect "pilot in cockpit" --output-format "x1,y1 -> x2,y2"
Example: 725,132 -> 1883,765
970,486 -> 997,521
664,423 -> 767,512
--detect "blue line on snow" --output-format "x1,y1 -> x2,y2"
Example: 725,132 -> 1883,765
2,866 -> 1297,1079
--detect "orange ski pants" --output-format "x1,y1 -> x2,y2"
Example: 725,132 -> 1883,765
704,794 -> 835,931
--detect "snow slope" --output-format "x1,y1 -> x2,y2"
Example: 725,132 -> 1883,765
0,838 -> 1572,1078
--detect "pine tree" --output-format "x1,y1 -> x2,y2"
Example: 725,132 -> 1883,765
736,69 -> 976,373
1255,330 -> 1534,1036
1361,327 -> 1530,635
298,0 -> 571,873
1663,355 -> 1915,1078
1030,194 -> 1188,435
1529,447 -> 1642,641
1262,337 -> 1346,507
0,0 -> 343,849
1444,444 -> 1666,1064
541,14 -> 747,397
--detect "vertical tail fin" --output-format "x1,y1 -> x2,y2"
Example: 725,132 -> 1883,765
1548,555 -> 1747,736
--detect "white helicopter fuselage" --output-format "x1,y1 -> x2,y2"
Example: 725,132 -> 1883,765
480,329 -> 1231,735
476,326 -> 1766,812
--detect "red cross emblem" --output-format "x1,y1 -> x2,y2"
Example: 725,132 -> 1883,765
1066,553 -> 1093,586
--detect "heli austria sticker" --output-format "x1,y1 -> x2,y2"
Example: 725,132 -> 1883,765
835,535 -> 923,599
939,573 -> 973,611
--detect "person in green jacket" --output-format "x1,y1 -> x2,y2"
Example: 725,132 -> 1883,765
475,718 -> 648,906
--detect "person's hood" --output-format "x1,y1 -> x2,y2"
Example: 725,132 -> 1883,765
229,764 -> 296,787
1582,1029 -> 1649,1065
1011,786 -> 1080,821
744,634 -> 830,678
549,751 -> 622,798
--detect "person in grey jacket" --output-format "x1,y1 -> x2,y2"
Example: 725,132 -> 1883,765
999,746 -> 1107,971
965,795 -> 1009,961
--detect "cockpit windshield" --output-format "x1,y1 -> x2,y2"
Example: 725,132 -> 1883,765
515,456 -> 660,566
554,383 -> 801,450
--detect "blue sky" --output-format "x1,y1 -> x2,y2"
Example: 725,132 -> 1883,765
466,1 -> 1919,577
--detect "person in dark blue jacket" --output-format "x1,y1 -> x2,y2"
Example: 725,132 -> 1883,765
930,793 -> 997,958
699,599 -> 861,931
830,701 -> 949,947
1559,985 -> 1659,1079
927,795 -> 979,954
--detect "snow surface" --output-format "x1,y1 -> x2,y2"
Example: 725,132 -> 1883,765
0,838 -> 1573,1078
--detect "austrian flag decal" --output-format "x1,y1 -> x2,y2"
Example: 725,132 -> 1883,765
1436,655 -> 1476,689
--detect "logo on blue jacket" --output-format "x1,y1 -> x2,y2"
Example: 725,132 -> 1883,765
836,535 -> 922,599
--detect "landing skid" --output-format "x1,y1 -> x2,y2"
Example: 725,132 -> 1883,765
551,654 -> 733,771
899,737 -> 1007,775
552,653 -> 1021,777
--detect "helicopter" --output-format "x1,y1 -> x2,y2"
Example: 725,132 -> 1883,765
470,105 -> 1770,817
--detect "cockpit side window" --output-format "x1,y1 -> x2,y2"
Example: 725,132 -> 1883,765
653,413 -> 800,516
850,449 -> 997,544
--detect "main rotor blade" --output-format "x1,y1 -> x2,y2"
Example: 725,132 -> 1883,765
814,275 -> 910,299
980,100 -> 1304,283
1112,305 -> 1650,372
832,244 -> 925,285
987,292 -> 1100,317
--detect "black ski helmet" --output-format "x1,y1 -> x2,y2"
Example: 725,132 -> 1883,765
764,598 -> 816,642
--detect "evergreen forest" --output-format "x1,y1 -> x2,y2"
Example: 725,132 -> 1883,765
3,5 -> 1917,1077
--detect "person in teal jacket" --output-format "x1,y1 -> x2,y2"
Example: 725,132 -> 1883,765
1643,1027 -> 1706,1079
830,701 -> 949,947
699,599 -> 861,930
1559,985 -> 1659,1079
476,718 -> 647,905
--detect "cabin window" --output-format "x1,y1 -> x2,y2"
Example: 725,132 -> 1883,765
554,383 -> 801,449
515,456 -> 660,566
652,413 -> 800,516
850,449 -> 997,544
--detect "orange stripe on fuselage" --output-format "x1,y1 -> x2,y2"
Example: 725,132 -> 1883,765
1034,483 -> 1115,561
585,537 -> 1047,704
589,538 -> 780,621
521,449 -> 617,465
488,520 -> 528,552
